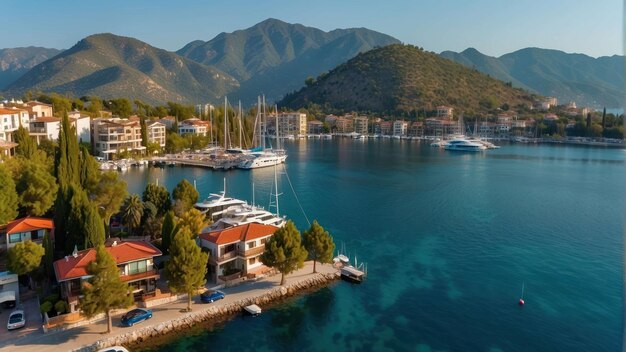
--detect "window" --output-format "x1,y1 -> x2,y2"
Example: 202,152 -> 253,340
9,233 -> 21,244
128,260 -> 147,275
247,241 -> 256,249
260,238 -> 267,245
249,257 -> 256,265
31,230 -> 40,241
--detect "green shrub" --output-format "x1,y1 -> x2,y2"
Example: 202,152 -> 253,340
40,301 -> 53,314
54,300 -> 68,314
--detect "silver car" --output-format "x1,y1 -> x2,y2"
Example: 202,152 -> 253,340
7,310 -> 25,330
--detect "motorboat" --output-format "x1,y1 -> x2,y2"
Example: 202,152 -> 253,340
467,137 -> 500,149
244,304 -> 262,316
194,180 -> 248,220
444,138 -> 487,152
207,203 -> 286,230
340,266 -> 366,284
238,151 -> 287,169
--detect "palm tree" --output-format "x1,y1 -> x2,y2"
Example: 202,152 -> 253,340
121,195 -> 144,236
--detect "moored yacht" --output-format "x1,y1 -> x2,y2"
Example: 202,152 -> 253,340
194,180 -> 247,221
444,138 -> 487,152
207,203 -> 287,231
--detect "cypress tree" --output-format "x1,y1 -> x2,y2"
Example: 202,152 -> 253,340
14,126 -> 37,159
161,211 -> 177,254
84,203 -> 105,248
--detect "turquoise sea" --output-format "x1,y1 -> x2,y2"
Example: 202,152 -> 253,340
121,139 -> 625,352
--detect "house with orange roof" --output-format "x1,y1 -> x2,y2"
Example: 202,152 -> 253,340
198,223 -> 279,282
0,217 -> 54,251
178,118 -> 209,136
53,239 -> 162,312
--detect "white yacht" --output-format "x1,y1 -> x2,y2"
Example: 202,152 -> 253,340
238,151 -> 287,169
194,180 -> 248,221
207,203 -> 286,230
444,138 -> 487,152
468,138 -> 500,149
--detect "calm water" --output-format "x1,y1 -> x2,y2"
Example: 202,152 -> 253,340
121,139 -> 625,352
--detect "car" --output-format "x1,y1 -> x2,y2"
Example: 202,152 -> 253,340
97,347 -> 129,352
120,308 -> 152,327
200,290 -> 225,303
7,310 -> 25,330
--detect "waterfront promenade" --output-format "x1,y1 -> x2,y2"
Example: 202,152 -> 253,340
1,262 -> 338,352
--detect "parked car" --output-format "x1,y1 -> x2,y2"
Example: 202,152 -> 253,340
7,310 -> 25,330
97,347 -> 129,352
200,290 -> 225,303
120,308 -> 152,327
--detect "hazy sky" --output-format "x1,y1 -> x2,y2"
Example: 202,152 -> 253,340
3,0 -> 622,57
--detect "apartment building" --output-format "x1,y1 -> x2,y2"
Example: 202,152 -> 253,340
147,121 -> 166,148
91,118 -> 144,159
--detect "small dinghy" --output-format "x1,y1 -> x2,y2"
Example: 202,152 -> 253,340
244,304 -> 262,316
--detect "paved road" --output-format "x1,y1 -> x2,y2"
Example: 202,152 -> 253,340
1,262 -> 338,352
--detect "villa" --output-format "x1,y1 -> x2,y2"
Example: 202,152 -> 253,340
0,216 -> 54,251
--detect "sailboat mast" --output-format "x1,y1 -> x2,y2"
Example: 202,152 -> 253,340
273,163 -> 279,216
209,105 -> 214,146
262,95 -> 267,149
275,105 -> 280,150
238,100 -> 242,149
224,96 -> 228,149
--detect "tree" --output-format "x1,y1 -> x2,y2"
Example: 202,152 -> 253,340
305,76 -> 315,87
83,203 -> 105,248
79,146 -> 100,195
80,245 -> 133,333
142,183 -> 170,216
15,160 -> 58,216
166,227 -> 208,311
65,186 -> 92,253
260,221 -> 308,285
14,126 -> 37,159
303,221 -> 335,273
42,232 -> 54,281
7,241 -> 45,275
161,211 -> 177,254
172,179 -> 199,214
177,208 -> 208,238
92,171 -> 128,236
0,164 -> 18,224
121,195 -> 144,235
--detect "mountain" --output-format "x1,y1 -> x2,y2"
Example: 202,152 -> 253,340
0,47 -> 62,90
440,48 -> 623,108
280,44 -> 536,115
177,18 -> 400,103
4,34 -> 239,105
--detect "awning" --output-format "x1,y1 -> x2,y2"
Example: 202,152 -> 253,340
0,291 -> 16,303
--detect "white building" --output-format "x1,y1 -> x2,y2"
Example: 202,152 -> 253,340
91,118 -> 144,159
3,100 -> 53,119
277,112 -> 307,136
178,118 -> 209,136
393,120 -> 408,136
0,107 -> 30,143
68,111 -> 92,143
353,116 -> 368,134
147,121 -> 166,148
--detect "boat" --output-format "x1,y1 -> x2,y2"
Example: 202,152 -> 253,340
467,137 -> 500,149
340,266 -> 366,284
244,304 -> 262,316
430,138 -> 446,148
322,134 -> 333,139
117,162 -> 128,171
194,179 -> 248,220
238,98 -> 287,169
207,203 -> 287,230
444,138 -> 487,152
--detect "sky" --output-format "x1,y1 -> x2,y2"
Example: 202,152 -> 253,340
2,0 -> 623,58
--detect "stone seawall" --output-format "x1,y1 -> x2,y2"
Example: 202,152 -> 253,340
77,272 -> 340,352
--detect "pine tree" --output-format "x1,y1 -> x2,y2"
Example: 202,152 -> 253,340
7,241 -> 45,275
260,221 -> 308,285
142,183 -> 171,216
165,227 -> 208,311
15,160 -> 58,216
176,208 -> 208,238
161,211 -> 177,254
93,171 -> 128,237
0,164 -> 18,224
172,179 -> 199,214
303,220 -> 335,273
80,245 -> 133,333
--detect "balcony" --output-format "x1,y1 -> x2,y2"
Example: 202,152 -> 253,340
212,250 -> 237,263
29,127 -> 47,134
238,245 -> 265,257
121,269 -> 159,282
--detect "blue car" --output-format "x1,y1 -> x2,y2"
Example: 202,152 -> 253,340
201,290 -> 225,303
120,308 -> 152,327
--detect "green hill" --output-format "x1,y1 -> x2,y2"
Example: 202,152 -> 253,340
280,44 -> 536,115
5,34 -> 239,105
440,47 -> 623,108
0,47 -> 62,90
177,18 -> 400,103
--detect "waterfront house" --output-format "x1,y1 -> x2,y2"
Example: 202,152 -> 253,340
198,223 -> 278,283
353,116 -> 368,135
277,112 -> 307,136
147,121 -> 166,149
307,120 -> 324,134
53,239 -> 162,313
334,116 -> 354,134
408,121 -> 424,137
379,121 -> 392,135
0,217 -> 54,251
393,120 -> 408,136
178,118 -> 209,136
91,117 -> 144,160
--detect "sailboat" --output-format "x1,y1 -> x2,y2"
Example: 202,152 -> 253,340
238,96 -> 287,169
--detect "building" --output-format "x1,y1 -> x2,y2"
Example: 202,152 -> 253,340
53,240 -> 162,312
91,118 -> 144,160
158,116 -> 176,129
436,106 -> 454,119
335,116 -> 354,134
277,113 -> 307,136
0,139 -> 18,157
408,121 -> 424,137
0,217 -> 54,251
0,107 -> 30,143
3,100 -> 53,119
393,120 -> 408,136
178,118 -> 209,136
147,121 -> 166,148
353,116 -> 368,135
543,113 -> 559,123
198,223 -> 278,283
29,113 -> 91,144
68,112 -> 91,143
195,104 -> 214,117
379,121 -> 392,135
307,120 -> 324,134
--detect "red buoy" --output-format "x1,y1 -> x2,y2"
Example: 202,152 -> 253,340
519,298 -> 525,306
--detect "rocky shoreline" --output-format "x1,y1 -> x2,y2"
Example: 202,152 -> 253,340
77,272 -> 340,352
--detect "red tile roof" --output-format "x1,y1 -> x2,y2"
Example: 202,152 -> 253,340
53,240 -> 162,282
199,223 -> 278,245
0,217 -> 54,235
31,116 -> 60,123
